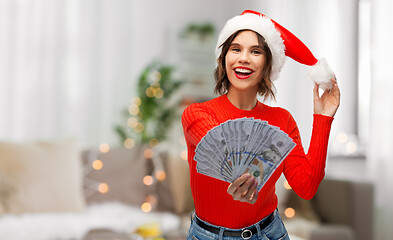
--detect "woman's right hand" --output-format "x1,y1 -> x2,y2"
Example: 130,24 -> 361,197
313,78 -> 340,117
227,173 -> 259,204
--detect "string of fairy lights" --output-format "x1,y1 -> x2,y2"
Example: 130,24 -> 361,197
83,144 -> 112,199
83,64 -> 186,213
83,142 -> 173,213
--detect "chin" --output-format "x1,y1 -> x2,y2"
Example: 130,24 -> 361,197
229,85 -> 258,94
228,77 -> 260,92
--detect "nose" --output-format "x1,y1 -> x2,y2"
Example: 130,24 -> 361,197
238,51 -> 250,64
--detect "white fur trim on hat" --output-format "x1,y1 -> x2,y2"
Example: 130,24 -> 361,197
307,58 -> 335,90
215,13 -> 286,81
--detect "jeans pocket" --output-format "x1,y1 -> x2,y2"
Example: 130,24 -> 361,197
186,223 -> 194,240
263,213 -> 289,240
187,222 -> 216,240
264,231 -> 289,240
278,233 -> 289,240
192,235 -> 201,240
188,231 -> 215,240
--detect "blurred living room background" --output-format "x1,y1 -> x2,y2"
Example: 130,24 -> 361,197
0,0 -> 392,240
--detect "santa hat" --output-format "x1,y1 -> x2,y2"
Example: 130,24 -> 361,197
216,10 -> 335,90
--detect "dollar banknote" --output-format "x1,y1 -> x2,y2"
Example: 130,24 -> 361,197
195,118 -> 296,192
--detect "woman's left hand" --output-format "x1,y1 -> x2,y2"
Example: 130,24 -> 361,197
313,78 -> 341,117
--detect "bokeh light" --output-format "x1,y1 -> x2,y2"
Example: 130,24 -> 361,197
99,143 -> 110,153
345,142 -> 357,154
283,181 -> 292,190
146,195 -> 157,205
141,202 -> 152,212
124,138 -> 135,149
150,71 -> 162,82
127,117 -> 138,128
132,97 -> 141,106
155,88 -> 164,98
129,105 -> 140,115
146,87 -> 155,98
155,170 -> 166,181
285,207 -> 295,218
92,160 -> 103,170
98,183 -> 109,193
144,148 -> 154,159
337,132 -> 348,144
134,123 -> 144,133
149,138 -> 159,147
143,175 -> 154,186
180,150 -> 188,161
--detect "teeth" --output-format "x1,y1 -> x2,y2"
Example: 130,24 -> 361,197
235,68 -> 252,74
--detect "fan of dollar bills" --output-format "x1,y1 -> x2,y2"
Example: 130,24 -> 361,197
194,118 -> 296,192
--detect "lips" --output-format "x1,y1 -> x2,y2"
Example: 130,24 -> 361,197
234,67 -> 254,79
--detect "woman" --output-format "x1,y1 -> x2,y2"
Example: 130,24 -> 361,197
182,10 -> 340,240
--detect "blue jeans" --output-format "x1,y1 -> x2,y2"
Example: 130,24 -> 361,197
187,210 -> 290,240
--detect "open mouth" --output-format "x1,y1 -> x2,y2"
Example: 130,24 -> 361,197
234,67 -> 253,79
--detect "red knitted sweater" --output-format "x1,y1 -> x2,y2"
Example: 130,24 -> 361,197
181,94 -> 333,229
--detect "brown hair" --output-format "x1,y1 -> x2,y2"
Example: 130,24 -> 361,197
214,29 -> 275,101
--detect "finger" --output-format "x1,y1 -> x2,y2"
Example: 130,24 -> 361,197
329,78 -> 338,93
249,189 -> 259,204
233,177 -> 255,200
313,83 -> 320,99
332,83 -> 341,100
328,78 -> 339,92
242,180 -> 258,201
232,177 -> 254,201
227,173 -> 251,195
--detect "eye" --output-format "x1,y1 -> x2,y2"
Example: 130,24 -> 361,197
232,48 -> 240,52
252,50 -> 261,54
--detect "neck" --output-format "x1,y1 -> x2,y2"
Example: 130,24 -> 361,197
226,88 -> 258,110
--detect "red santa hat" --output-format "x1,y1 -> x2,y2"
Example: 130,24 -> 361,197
216,10 -> 335,90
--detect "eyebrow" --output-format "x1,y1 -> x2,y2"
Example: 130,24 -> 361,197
230,43 -> 262,49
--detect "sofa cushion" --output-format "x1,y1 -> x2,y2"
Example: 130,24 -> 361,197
276,175 -> 320,222
82,146 -> 147,206
286,189 -> 321,222
0,139 -> 86,214
311,179 -> 351,224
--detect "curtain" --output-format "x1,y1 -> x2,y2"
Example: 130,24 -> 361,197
368,0 -> 393,239
0,0 -> 133,148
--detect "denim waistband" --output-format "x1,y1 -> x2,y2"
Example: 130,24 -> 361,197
190,210 -> 278,239
188,209 -> 289,240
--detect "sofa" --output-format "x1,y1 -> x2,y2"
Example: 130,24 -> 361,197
0,139 -> 187,240
0,139 -> 374,240
279,176 -> 374,240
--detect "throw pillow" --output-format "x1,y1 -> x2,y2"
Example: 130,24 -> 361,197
82,146 -> 147,207
276,175 -> 320,222
0,139 -> 86,214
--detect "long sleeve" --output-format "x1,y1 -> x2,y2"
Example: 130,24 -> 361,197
181,104 -> 220,147
283,114 -> 333,200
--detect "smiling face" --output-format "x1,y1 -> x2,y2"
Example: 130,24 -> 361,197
225,30 -> 266,96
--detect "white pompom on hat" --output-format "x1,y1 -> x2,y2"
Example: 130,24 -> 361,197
216,10 -> 335,90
